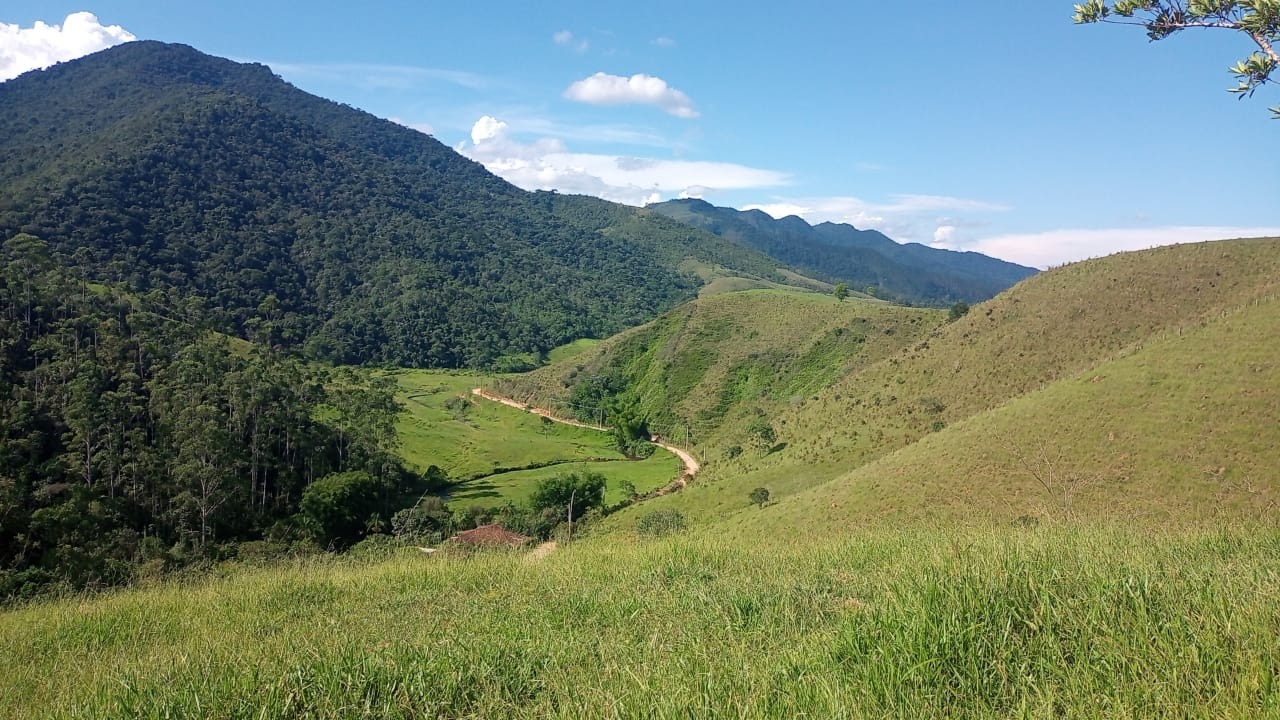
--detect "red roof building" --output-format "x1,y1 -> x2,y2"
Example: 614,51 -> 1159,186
451,524 -> 532,548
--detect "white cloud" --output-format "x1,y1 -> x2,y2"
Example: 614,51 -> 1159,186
459,116 -> 785,206
933,225 -> 956,246
552,30 -> 588,53
0,12 -> 135,81
564,72 -> 699,118
961,226 -> 1280,269
470,115 -> 508,144
653,36 -> 676,47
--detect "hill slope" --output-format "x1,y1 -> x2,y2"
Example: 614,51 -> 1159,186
503,237 -> 1280,528
0,41 -> 794,368
498,289 -> 943,446
650,198 -> 1038,305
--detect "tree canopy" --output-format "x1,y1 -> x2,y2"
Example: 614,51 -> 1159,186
1073,1 -> 1279,117
0,245 -> 412,598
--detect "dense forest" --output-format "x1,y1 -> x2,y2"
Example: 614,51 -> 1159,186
0,42 -> 796,369
0,235 -> 418,598
651,199 -> 1036,304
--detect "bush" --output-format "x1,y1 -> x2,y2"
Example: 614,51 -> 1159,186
749,487 -> 770,507
619,438 -> 656,459
442,395 -> 471,418
391,497 -> 453,544
299,471 -> 387,547
529,471 -> 607,521
346,533 -> 405,560
637,509 -> 687,537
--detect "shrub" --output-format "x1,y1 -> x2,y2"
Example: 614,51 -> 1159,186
346,533 -> 404,560
619,438 -> 656,459
637,509 -> 687,536
299,471 -> 386,547
749,487 -> 771,507
529,471 -> 607,521
391,497 -> 453,544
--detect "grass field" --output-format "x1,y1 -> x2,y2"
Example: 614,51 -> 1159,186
447,452 -> 682,508
392,369 -> 681,508
4,525 -> 1278,718
545,338 -> 600,364
392,369 -> 619,482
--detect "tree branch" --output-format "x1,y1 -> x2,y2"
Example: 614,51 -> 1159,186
1252,31 -> 1280,65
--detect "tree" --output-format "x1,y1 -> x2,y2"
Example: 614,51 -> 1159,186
749,487 -> 770,507
529,471 -> 607,522
1073,1 -> 1280,117
299,471 -> 386,546
948,302 -> 971,322
746,417 -> 777,451
833,283 -> 850,302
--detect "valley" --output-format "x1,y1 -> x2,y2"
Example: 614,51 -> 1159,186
1,27 -> 1278,720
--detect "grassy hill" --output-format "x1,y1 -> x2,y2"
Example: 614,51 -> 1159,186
498,288 -> 943,449
4,526 -> 1278,718
738,289 -> 1280,534
501,238 -> 1280,530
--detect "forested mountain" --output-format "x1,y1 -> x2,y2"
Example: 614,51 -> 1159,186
650,199 -> 1037,304
0,42 -> 793,368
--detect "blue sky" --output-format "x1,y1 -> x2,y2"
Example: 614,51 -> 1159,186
3,2 -> 1277,267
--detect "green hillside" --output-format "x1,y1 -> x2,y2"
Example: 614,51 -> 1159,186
503,238 -> 1280,530
0,242 -> 411,598
4,526 -> 1278,718
0,42 -> 797,369
742,289 -> 1280,533
498,289 -> 943,449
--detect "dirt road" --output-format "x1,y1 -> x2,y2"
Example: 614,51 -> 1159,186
469,388 -> 700,483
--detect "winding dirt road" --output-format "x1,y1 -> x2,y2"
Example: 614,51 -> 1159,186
469,388 -> 700,487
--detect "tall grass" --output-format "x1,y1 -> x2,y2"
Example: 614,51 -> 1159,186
3,525 -> 1278,718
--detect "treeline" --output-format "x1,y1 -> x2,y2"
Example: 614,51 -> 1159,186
0,235 -> 416,599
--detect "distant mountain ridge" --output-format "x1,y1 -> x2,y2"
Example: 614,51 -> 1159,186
650,198 -> 1036,304
0,41 -> 795,368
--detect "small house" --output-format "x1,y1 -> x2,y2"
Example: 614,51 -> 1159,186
451,524 -> 532,549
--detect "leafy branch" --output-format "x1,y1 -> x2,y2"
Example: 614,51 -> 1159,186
1073,1 -> 1280,117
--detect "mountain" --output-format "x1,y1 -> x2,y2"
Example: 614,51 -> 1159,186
0,42 -> 796,368
649,198 -> 1037,305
